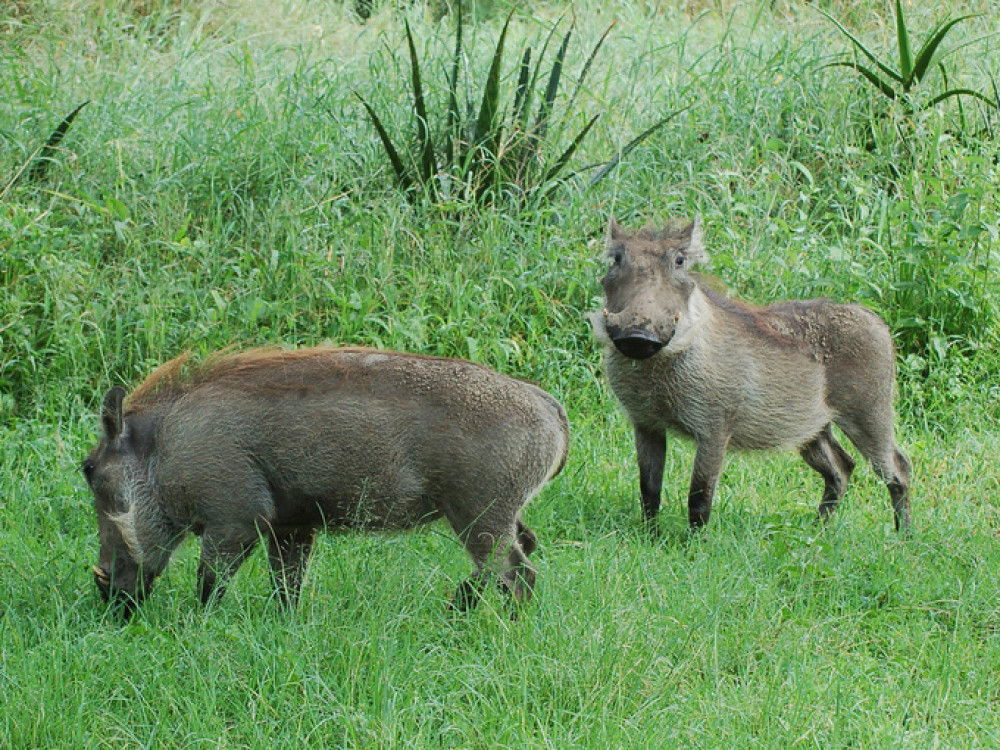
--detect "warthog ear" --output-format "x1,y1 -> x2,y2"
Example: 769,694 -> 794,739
680,215 -> 706,264
101,386 -> 126,443
608,215 -> 623,241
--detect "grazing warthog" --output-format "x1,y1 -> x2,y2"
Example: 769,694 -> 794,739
590,216 -> 911,532
83,347 -> 568,615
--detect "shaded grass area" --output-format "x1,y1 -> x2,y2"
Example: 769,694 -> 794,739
2,0 -> 1000,746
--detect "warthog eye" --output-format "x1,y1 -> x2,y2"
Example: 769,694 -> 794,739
612,249 -> 624,266
674,254 -> 686,269
82,460 -> 96,480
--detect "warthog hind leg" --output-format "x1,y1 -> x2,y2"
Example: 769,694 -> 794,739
835,416 -> 912,533
265,526 -> 316,608
800,424 -> 856,521
885,448 -> 912,533
450,518 -> 537,614
516,518 -> 537,556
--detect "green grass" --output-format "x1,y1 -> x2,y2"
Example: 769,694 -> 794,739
3,0 -> 1000,746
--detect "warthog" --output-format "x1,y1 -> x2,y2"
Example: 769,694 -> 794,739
83,347 -> 568,614
590,217 -> 911,532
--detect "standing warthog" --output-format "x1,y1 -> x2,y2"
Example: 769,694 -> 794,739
83,347 -> 568,615
590,217 -> 911,532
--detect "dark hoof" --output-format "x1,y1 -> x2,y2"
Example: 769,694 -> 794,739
449,579 -> 485,612
642,517 -> 662,540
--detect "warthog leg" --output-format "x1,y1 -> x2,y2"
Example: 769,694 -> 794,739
889,449 -> 912,533
449,516 -> 537,613
198,535 -> 258,606
834,415 -> 912,533
688,439 -> 729,529
516,518 -> 537,556
800,424 -> 856,521
635,426 -> 666,533
265,526 -> 316,608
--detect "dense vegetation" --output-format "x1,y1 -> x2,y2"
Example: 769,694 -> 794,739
2,0 -> 999,746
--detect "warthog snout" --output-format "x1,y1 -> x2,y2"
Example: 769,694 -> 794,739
91,562 -> 145,616
607,326 -> 665,360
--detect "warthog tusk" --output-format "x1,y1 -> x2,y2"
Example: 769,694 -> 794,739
92,565 -> 110,583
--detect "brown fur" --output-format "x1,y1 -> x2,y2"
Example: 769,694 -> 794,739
591,217 -> 911,532
84,346 -> 569,615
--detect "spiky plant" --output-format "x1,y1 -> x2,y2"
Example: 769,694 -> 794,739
820,0 -> 997,116
357,8 -> 677,206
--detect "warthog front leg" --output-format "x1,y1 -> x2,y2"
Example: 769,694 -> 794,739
198,535 -> 258,606
635,426 -> 666,532
688,440 -> 728,528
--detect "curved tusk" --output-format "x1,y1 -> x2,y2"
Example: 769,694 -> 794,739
92,565 -> 111,583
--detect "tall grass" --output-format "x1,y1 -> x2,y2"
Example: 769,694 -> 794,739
2,0 -> 1000,746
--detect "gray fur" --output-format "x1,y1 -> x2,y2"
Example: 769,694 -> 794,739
83,347 -> 569,614
590,216 -> 911,532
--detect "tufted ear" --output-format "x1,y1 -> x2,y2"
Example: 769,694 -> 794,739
681,215 -> 706,264
101,386 -> 126,443
608,216 -> 623,241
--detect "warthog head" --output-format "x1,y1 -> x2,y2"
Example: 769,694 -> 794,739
83,386 -> 172,615
592,216 -> 709,360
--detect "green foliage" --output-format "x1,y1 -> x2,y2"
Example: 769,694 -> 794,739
357,8 -> 674,206
881,190 -> 997,355
1,101 -> 89,195
820,0 -> 998,116
3,1 -> 1000,746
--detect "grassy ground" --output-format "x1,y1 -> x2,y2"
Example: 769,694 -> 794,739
3,0 -> 1000,747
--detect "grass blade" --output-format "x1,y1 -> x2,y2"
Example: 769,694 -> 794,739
907,14 -> 978,91
511,22 -> 560,178
445,1 -> 463,166
894,0 -> 913,81
512,48 -> 533,131
816,8 -> 904,84
542,114 -> 599,183
474,9 -> 514,148
26,100 -> 89,183
565,21 -> 615,115
825,61 -> 898,101
519,21 -> 560,132
355,93 -> 413,190
587,106 -> 689,187
404,20 -> 435,184
924,87 -> 1000,110
534,25 -> 572,144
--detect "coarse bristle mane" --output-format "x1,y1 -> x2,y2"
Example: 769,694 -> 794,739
122,346 -> 476,414
124,350 -> 195,412
124,347 -> 343,413
634,224 -> 691,242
